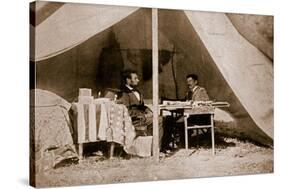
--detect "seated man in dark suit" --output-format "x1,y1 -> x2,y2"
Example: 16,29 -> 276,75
119,69 -> 164,146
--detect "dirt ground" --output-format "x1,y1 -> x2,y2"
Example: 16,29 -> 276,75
35,137 -> 273,187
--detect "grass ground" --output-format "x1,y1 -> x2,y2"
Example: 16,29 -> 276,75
35,137 -> 273,187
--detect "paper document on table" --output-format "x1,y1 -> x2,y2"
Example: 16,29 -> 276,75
159,100 -> 192,109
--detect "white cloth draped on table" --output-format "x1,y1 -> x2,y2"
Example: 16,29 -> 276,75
71,101 -> 153,157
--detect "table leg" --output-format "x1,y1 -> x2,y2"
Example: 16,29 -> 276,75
211,114 -> 215,155
196,129 -> 199,147
172,112 -> 176,148
184,116 -> 188,150
109,142 -> 115,159
78,143 -> 83,160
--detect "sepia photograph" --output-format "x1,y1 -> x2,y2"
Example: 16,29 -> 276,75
29,1 -> 273,187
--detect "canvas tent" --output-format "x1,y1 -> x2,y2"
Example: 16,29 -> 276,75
30,2 -> 273,148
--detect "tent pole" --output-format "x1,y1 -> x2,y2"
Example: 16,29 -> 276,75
152,8 -> 159,161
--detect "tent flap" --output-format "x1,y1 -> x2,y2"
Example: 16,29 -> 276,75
34,3 -> 139,61
184,11 -> 273,139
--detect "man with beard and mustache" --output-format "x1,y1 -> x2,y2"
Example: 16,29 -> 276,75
119,69 -> 166,152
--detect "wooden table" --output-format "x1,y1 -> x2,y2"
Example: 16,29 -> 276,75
160,102 -> 229,156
